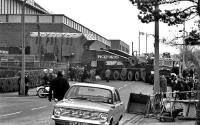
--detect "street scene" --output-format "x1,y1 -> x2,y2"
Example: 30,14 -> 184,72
1,0 -> 200,125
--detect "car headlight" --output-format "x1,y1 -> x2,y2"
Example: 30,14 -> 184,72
151,71 -> 154,74
53,107 -> 63,117
99,113 -> 108,122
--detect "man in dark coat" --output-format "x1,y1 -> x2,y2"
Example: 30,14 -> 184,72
18,72 -> 30,96
48,71 -> 70,101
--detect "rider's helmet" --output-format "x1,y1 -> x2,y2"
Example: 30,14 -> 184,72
43,69 -> 48,74
49,69 -> 53,74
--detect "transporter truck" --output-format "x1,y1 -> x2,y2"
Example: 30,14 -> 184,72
81,49 -> 153,82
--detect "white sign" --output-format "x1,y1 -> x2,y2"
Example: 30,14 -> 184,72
106,61 -> 123,66
97,55 -> 119,60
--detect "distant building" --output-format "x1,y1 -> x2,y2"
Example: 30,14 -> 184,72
110,39 -> 130,54
0,0 -> 130,66
0,0 -> 48,14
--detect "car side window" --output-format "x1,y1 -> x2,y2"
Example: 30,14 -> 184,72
114,89 -> 120,103
115,90 -> 121,101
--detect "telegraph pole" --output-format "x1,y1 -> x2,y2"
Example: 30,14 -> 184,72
20,0 -> 26,95
37,24 -> 41,61
182,21 -> 186,70
138,31 -> 141,56
132,41 -> 134,56
146,33 -> 148,54
153,0 -> 160,95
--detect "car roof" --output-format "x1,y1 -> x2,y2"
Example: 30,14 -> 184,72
71,83 -> 115,91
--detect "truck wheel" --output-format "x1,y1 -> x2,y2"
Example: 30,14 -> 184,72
127,71 -> 133,81
141,71 -> 146,82
113,70 -> 120,80
134,71 -> 140,81
120,72 -> 127,81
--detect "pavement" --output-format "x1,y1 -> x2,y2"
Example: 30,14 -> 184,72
0,81 -> 196,125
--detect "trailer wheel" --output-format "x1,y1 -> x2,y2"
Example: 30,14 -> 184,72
141,71 -> 146,82
113,70 -> 120,80
127,71 -> 133,81
120,72 -> 127,81
134,71 -> 140,81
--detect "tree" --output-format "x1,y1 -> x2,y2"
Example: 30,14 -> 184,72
130,0 -> 199,25
129,0 -> 200,121
130,0 -> 200,45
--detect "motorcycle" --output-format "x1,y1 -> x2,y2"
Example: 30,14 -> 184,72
36,85 -> 50,98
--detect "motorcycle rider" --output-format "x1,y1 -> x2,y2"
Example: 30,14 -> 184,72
48,70 -> 70,101
48,68 -> 56,82
41,69 -> 50,86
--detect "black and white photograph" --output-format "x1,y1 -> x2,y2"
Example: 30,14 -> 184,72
0,0 -> 200,125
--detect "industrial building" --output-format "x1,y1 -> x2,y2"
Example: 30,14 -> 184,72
0,0 -> 130,65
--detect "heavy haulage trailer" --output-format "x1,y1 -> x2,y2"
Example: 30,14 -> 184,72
81,49 -> 153,82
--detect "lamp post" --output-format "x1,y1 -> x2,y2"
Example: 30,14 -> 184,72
179,22 -> 188,77
139,31 -> 145,56
182,21 -> 187,70
145,33 -> 154,54
20,0 -> 27,95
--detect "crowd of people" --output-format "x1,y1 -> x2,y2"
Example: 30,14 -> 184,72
39,68 -> 70,102
159,66 -> 199,100
17,68 -> 70,102
68,66 -> 96,83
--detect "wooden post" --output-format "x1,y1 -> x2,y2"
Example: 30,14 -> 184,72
153,0 -> 161,112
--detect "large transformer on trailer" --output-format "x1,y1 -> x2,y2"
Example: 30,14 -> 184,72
81,49 -> 153,82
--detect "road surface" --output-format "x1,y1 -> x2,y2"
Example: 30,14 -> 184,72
0,80 -> 153,125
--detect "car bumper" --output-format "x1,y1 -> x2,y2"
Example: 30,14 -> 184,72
52,115 -> 109,125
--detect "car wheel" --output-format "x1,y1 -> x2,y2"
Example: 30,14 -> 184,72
37,88 -> 47,98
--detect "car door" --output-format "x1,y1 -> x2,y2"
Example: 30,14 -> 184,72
115,89 -> 124,118
113,89 -> 124,124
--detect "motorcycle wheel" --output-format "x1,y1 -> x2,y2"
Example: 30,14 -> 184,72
37,88 -> 47,98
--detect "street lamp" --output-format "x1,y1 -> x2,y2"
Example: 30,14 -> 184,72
139,31 -> 145,56
146,33 -> 154,54
179,22 -> 189,76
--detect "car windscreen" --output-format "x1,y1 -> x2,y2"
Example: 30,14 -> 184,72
64,85 -> 113,104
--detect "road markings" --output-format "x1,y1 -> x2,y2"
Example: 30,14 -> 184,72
0,111 -> 22,118
119,83 -> 130,90
31,106 -> 47,110
118,87 -> 123,90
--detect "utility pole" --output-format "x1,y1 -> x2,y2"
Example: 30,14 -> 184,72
153,0 -> 160,96
138,31 -> 141,56
20,0 -> 27,95
182,21 -> 186,70
37,24 -> 41,61
146,33 -> 148,54
132,41 -> 134,56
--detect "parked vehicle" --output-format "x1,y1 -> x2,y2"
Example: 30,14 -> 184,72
36,85 -> 49,98
51,83 -> 125,125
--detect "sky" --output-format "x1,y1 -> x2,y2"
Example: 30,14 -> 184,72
34,0 -> 189,55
